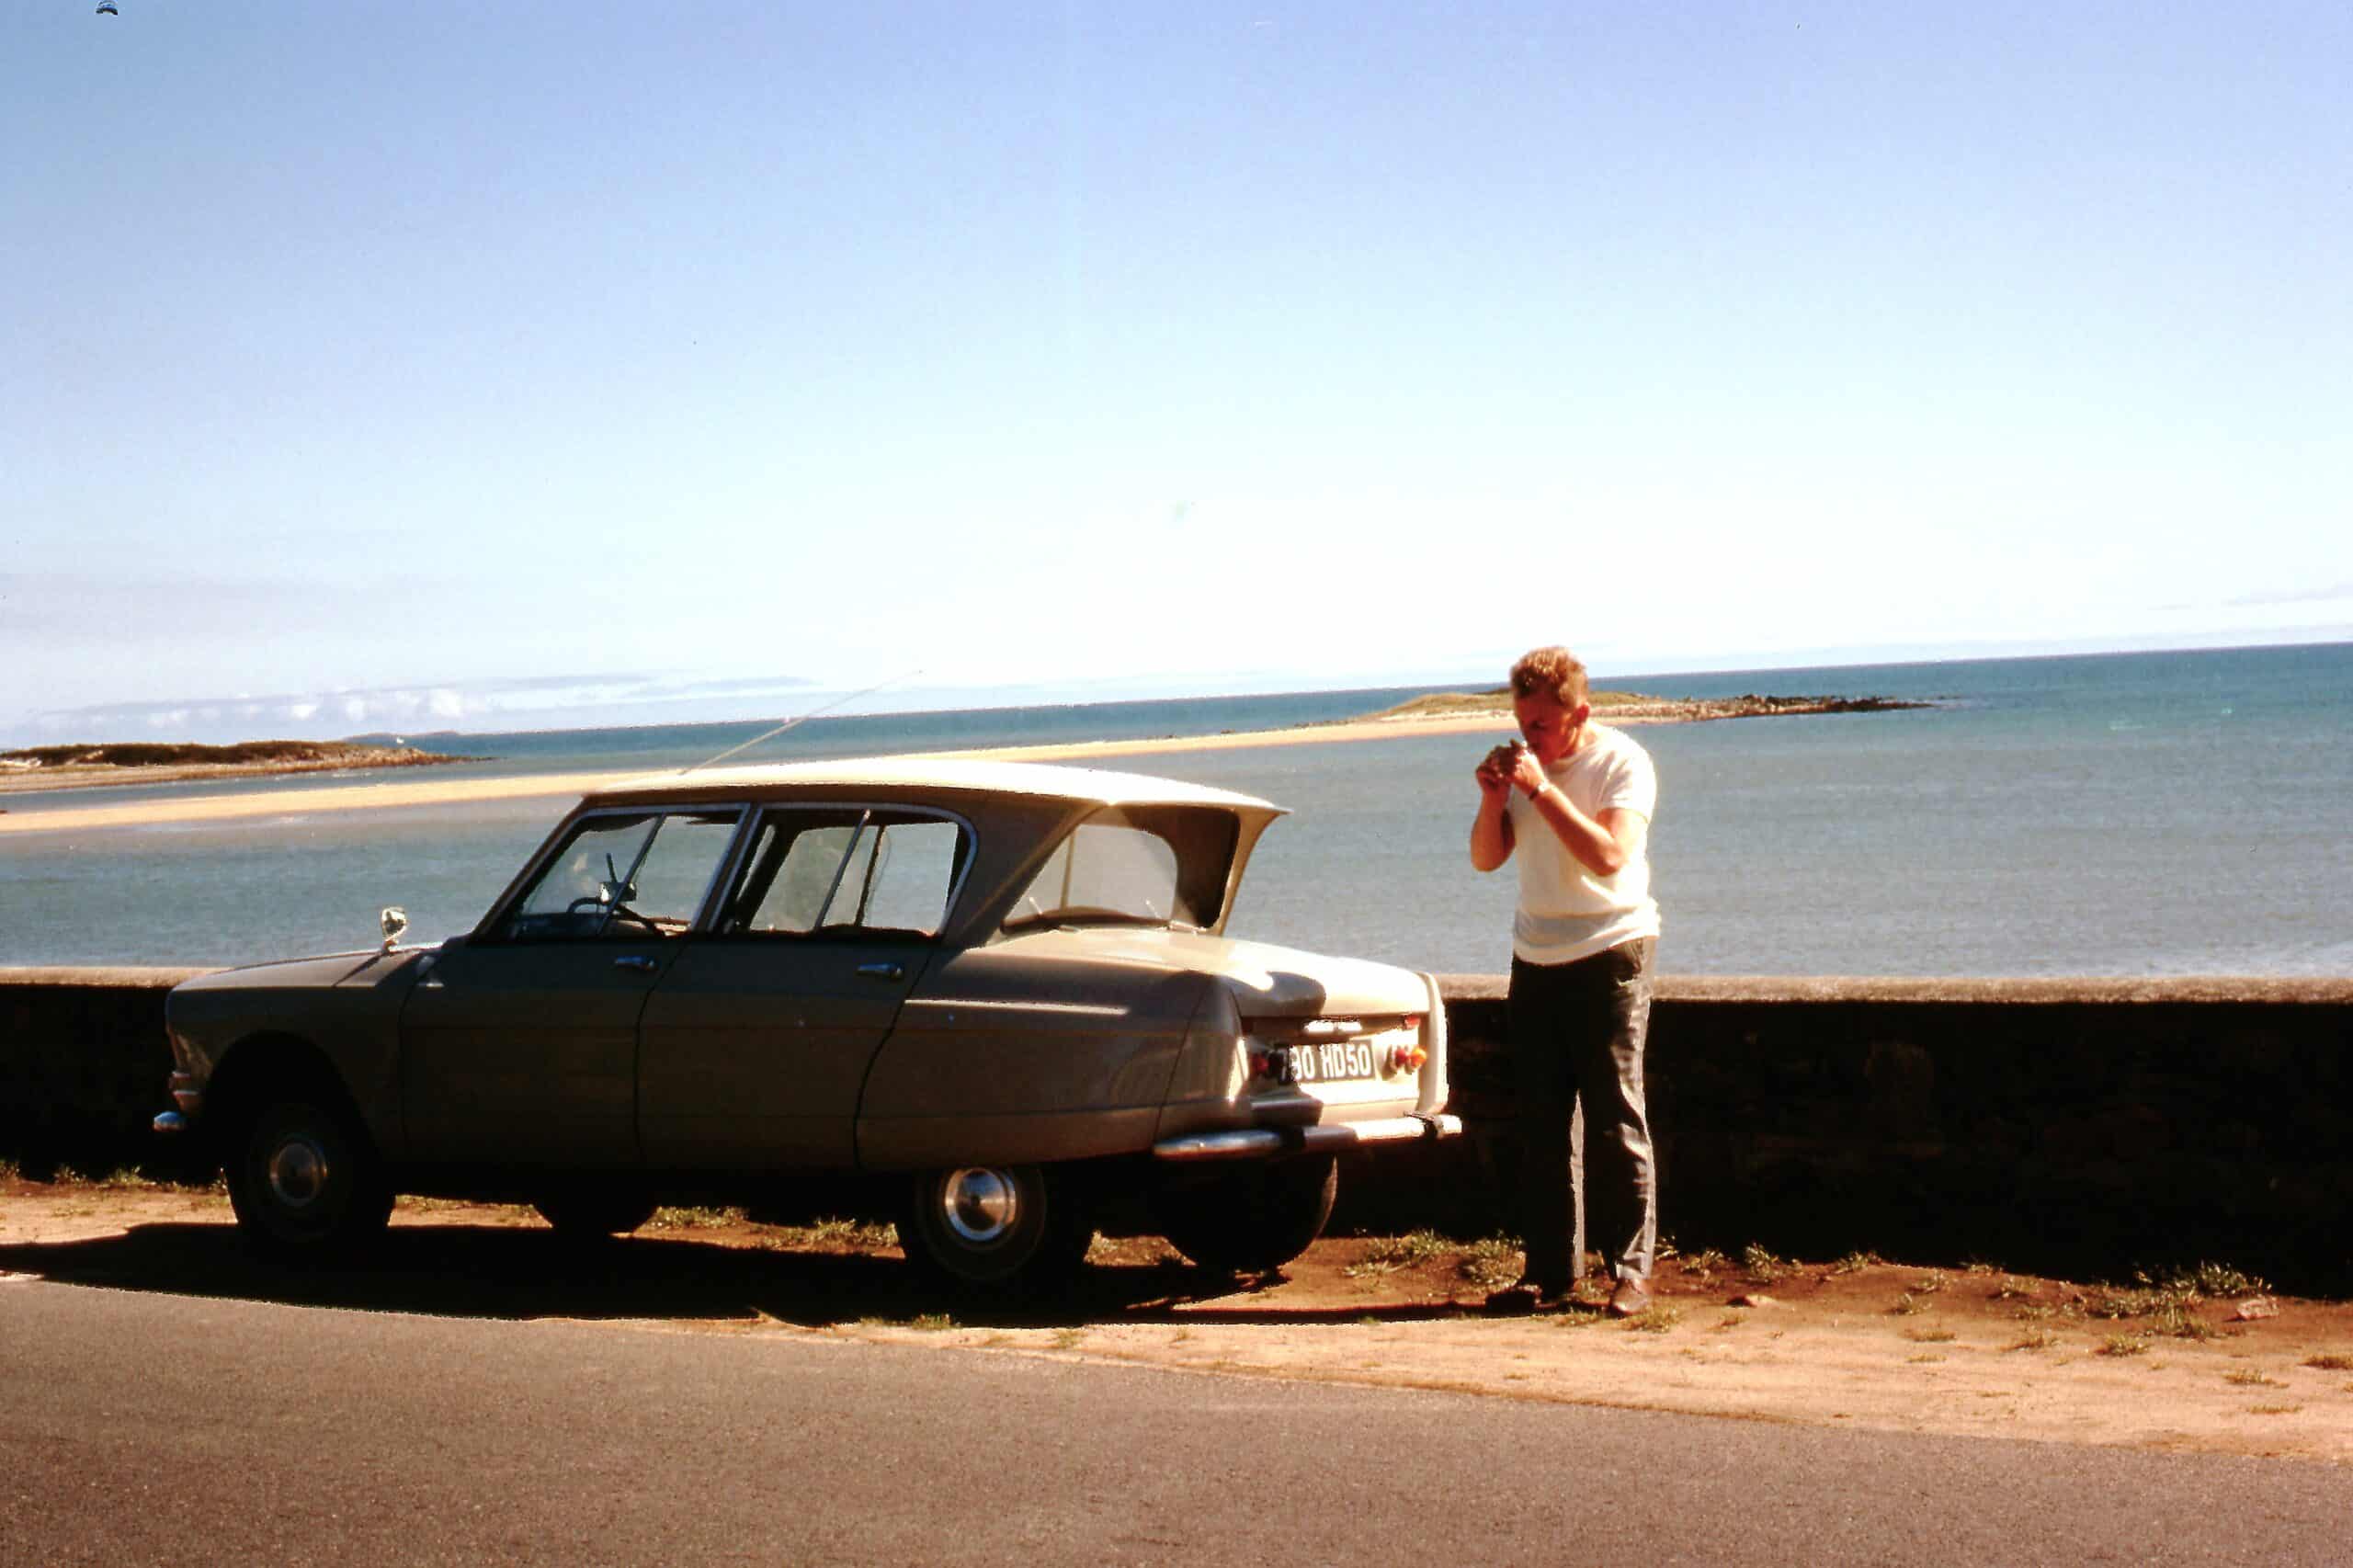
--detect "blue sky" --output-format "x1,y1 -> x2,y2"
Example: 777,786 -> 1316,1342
6,2 -> 2348,743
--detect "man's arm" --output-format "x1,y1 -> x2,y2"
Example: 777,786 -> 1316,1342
1507,750 -> 1643,877
1470,752 -> 1515,871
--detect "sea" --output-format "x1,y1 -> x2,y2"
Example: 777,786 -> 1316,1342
4,642 -> 2349,977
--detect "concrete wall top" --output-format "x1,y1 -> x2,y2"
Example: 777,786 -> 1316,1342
1432,973 -> 2353,1006
0,967 -> 213,989
8,964 -> 2346,1006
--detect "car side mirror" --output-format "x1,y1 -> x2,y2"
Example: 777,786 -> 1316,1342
381,906 -> 410,950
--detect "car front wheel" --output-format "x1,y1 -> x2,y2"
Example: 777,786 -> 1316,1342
1153,1153 -> 1338,1274
226,1093 -> 394,1256
896,1163 -> 1094,1293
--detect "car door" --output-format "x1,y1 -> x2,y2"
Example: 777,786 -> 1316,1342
635,805 -> 967,1169
400,806 -> 743,1169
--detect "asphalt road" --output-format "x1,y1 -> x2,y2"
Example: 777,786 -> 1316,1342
2,1279 -> 2345,1567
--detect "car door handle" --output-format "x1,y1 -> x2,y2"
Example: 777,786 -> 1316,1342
612,955 -> 659,973
856,961 -> 905,982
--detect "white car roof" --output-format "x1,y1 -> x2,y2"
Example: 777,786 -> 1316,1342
584,756 -> 1285,814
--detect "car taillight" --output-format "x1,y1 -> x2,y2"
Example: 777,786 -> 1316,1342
1387,1042 -> 1428,1074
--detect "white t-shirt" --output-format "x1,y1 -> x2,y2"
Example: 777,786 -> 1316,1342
1506,723 -> 1661,965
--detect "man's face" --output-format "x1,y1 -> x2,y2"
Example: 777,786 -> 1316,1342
1512,688 -> 1589,766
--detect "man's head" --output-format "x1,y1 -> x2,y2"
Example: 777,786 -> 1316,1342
1508,645 -> 1591,765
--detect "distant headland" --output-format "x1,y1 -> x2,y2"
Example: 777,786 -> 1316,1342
1357,687 -> 1931,724
0,740 -> 477,797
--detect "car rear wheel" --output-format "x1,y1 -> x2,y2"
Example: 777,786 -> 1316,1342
1154,1153 -> 1338,1274
896,1163 -> 1094,1293
532,1188 -> 657,1240
226,1092 -> 394,1256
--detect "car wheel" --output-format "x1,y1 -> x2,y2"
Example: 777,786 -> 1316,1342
1154,1153 -> 1338,1274
226,1092 -> 393,1256
532,1188 -> 658,1240
896,1163 -> 1094,1292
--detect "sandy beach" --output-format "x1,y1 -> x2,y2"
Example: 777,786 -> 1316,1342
0,712 -> 1522,837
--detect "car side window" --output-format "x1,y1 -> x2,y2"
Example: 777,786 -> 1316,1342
502,810 -> 740,941
722,809 -> 965,939
1001,805 -> 1238,932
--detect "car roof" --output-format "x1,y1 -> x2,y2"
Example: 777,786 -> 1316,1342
580,756 -> 1286,814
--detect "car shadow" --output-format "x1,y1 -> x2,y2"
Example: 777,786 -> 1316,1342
0,1222 -> 1474,1330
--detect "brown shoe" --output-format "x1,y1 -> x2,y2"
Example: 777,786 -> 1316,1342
1607,1276 -> 1653,1317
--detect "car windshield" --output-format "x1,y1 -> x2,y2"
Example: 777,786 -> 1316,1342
1003,804 -> 1240,933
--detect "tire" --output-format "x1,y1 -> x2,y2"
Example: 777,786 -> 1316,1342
896,1163 -> 1095,1293
225,1092 -> 393,1256
532,1188 -> 657,1240
1154,1153 -> 1338,1274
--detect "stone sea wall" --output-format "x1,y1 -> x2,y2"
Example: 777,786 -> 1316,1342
6,968 -> 2351,1290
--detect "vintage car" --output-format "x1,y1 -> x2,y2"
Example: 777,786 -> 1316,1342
157,757 -> 1460,1290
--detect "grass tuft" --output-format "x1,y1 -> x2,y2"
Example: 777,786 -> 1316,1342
1344,1229 -> 1454,1278
799,1216 -> 898,1250
2300,1353 -> 2353,1371
1742,1244 -> 1788,1284
1904,1327 -> 1958,1344
1890,1292 -> 1929,1316
2149,1262 -> 2268,1298
2223,1368 -> 2286,1388
910,1313 -> 957,1333
1679,1247 -> 1729,1278
2005,1328 -> 2060,1352
2097,1335 -> 2149,1358
1621,1303 -> 1682,1334
2086,1283 -> 2218,1340
650,1204 -> 745,1230
1830,1250 -> 1882,1275
1457,1235 -> 1527,1291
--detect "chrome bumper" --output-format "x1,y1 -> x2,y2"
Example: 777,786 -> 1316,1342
1152,1112 -> 1462,1163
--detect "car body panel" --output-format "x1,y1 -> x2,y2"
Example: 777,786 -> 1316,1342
167,949 -> 426,1155
399,937 -> 673,1168
636,937 -> 930,1169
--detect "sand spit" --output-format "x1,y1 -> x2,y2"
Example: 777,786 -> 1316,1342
0,693 -> 1913,837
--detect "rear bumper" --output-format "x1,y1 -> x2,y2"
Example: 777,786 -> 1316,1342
1151,1112 -> 1462,1163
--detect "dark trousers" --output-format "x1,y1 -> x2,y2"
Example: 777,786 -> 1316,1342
1508,938 -> 1657,1288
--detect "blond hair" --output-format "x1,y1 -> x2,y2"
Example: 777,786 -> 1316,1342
1509,646 -> 1589,706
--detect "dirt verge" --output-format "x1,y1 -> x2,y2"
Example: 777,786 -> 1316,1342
5,1177 -> 2347,1465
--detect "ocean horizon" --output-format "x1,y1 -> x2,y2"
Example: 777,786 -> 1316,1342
4,642 -> 2348,978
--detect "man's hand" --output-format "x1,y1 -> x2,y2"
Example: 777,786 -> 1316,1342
1470,744 -> 1518,871
1475,743 -> 1518,801
1505,744 -> 1548,798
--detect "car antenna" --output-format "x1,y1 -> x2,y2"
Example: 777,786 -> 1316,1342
680,668 -> 923,773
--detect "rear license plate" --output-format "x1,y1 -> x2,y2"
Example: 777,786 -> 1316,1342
1277,1040 -> 1377,1085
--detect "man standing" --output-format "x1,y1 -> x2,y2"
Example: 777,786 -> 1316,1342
1470,646 -> 1661,1315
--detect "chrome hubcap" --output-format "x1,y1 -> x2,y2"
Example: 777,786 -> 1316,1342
266,1136 -> 330,1210
939,1167 -> 1018,1244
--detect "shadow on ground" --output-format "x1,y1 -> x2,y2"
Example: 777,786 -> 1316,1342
0,1222 -> 1472,1330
